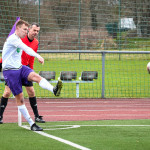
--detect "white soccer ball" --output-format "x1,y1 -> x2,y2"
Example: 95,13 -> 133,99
147,62 -> 150,74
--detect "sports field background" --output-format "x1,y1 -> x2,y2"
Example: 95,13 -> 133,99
0,52 -> 150,98
1,0 -> 150,98
1,1 -> 150,150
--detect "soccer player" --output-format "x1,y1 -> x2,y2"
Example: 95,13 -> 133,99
1,19 -> 62,131
0,23 -> 46,124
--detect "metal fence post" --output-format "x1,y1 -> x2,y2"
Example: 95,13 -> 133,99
102,52 -> 105,98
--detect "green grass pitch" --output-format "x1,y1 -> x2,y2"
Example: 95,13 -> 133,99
1,120 -> 150,150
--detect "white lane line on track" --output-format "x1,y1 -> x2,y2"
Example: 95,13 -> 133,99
74,125 -> 150,127
41,114 -> 150,117
21,125 -> 91,150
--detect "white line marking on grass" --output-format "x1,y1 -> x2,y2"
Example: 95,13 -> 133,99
21,124 -> 150,150
35,131 -> 91,150
21,125 -> 91,150
77,125 -> 150,127
44,125 -> 80,130
41,125 -> 150,127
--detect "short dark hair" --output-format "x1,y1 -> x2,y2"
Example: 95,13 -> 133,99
30,22 -> 40,28
16,19 -> 29,28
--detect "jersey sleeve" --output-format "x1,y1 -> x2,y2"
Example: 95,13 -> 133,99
18,41 -> 40,58
9,35 -> 40,58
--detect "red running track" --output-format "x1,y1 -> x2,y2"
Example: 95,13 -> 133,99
2,98 -> 150,123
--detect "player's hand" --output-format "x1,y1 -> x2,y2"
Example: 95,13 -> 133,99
37,55 -> 44,64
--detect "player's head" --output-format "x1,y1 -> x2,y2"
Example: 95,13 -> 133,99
15,19 -> 29,38
28,22 -> 40,40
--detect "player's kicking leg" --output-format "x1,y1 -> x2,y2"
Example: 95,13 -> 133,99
53,80 -> 63,96
29,72 -> 63,96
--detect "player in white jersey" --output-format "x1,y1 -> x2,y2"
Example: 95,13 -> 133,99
2,19 -> 62,131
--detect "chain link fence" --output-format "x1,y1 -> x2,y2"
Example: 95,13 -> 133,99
0,0 -> 150,98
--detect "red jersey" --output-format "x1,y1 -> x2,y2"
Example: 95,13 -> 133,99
21,35 -> 39,69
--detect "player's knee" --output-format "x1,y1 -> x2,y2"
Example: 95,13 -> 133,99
28,90 -> 35,97
26,86 -> 35,97
28,72 -> 42,83
3,90 -> 11,98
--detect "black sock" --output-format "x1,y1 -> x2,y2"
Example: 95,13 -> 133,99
0,97 -> 8,118
29,97 -> 39,118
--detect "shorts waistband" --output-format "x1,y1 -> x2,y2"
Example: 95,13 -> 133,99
3,65 -> 22,71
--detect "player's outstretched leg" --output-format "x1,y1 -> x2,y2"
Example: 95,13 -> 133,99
29,72 -> 63,96
53,80 -> 63,96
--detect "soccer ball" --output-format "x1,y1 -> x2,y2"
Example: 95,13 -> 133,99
147,62 -> 150,74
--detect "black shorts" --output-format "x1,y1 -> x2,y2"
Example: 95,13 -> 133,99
23,81 -> 33,87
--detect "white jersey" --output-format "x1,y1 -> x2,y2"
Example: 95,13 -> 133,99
2,33 -> 40,70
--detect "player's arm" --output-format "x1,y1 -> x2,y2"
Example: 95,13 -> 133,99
18,41 -> 44,64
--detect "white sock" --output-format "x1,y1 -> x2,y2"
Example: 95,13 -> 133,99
39,78 -> 54,93
18,105 -> 34,127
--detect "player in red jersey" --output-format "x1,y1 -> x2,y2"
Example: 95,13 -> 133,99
0,23 -> 45,124
0,58 -> 2,71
